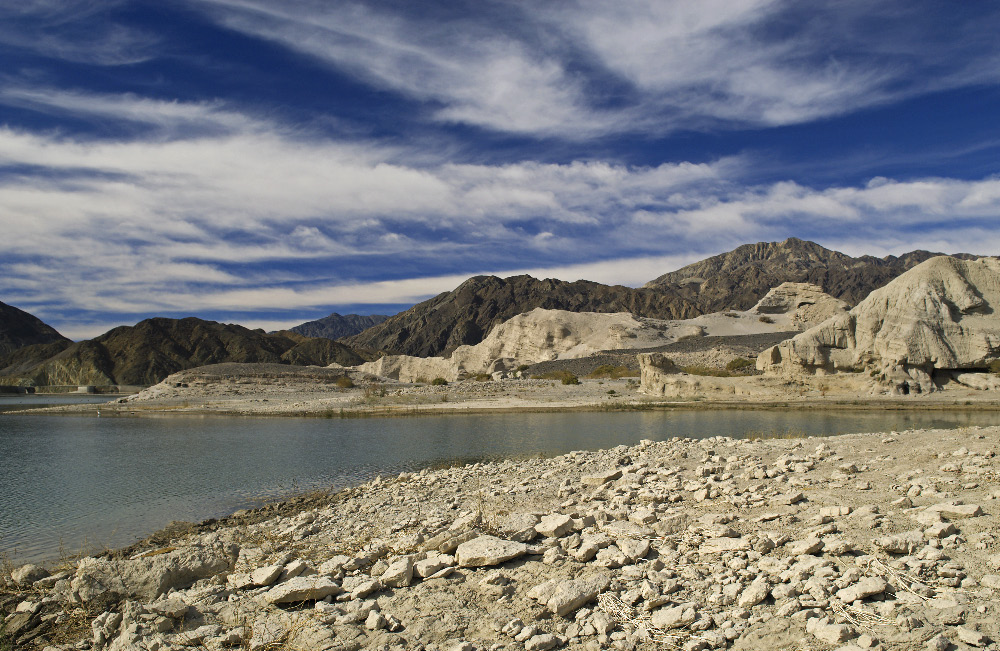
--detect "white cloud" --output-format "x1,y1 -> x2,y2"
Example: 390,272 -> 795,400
1,93 -> 999,338
185,0 -> 1000,136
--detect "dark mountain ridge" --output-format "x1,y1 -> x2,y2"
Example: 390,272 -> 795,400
0,301 -> 70,358
289,313 -> 390,340
0,317 -> 368,387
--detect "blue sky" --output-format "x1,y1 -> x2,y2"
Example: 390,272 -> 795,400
1,0 -> 999,339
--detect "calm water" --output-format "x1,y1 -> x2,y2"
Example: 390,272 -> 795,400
2,407 -> 999,563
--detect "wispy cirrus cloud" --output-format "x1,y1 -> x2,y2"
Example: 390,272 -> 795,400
186,0 -> 1000,137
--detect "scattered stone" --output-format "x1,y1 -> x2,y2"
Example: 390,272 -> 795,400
264,576 -> 342,604
836,577 -> 888,603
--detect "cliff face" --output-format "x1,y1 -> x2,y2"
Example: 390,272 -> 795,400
0,301 -> 70,358
0,318 -> 369,387
290,313 -> 389,340
757,256 -> 1000,394
644,237 -> 981,311
343,275 -> 701,357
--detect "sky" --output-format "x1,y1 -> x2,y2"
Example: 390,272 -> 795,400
2,0 -> 1000,340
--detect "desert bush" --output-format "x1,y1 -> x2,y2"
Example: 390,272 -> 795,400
532,370 -> 579,384
335,376 -> 355,388
473,373 -> 492,381
516,364 -> 529,372
587,364 -> 639,379
989,359 -> 1000,375
681,365 -> 736,377
758,315 -> 775,324
431,377 -> 448,386
725,357 -> 754,372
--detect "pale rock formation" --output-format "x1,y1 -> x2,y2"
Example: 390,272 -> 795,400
355,308 -> 673,382
757,257 -> 1000,394
749,282 -> 849,330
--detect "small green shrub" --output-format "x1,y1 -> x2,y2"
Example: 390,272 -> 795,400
989,360 -> 1000,375
473,373 -> 492,381
725,357 -> 754,372
587,364 -> 639,379
516,364 -> 529,372
758,315 -> 775,324
606,389 -> 617,395
414,377 -> 428,385
335,376 -> 355,388
431,377 -> 448,386
532,370 -> 579,384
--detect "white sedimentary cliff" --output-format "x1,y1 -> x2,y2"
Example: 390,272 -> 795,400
354,308 -> 675,382
749,282 -> 849,330
757,256 -> 1000,393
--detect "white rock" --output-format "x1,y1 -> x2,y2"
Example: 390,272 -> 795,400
263,576 -> 342,604
249,564 -> 284,587
700,537 -> 751,554
380,558 -> 413,588
927,502 -> 984,519
536,514 -> 575,537
957,627 -> 988,647
738,578 -> 771,608
455,535 -> 527,567
582,469 -> 623,486
525,633 -> 561,651
787,538 -> 824,555
545,573 -> 612,616
11,564 -> 49,585
651,604 -> 697,629
836,577 -> 888,603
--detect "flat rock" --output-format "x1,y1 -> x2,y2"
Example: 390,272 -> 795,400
11,564 -> 49,585
927,502 -> 983,519
546,573 -> 612,616
455,535 -> 527,568
700,537 -> 751,554
600,521 -> 653,539
264,576 -> 343,604
651,604 -> 697,629
836,577 -> 888,603
535,514 -> 574,537
582,469 -> 622,486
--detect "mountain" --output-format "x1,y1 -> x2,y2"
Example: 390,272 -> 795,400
290,313 -> 390,340
0,300 -> 70,358
644,237 -> 982,312
342,274 -> 701,357
0,317 -> 368,387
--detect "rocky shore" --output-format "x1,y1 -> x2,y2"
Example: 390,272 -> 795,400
4,426 -> 1000,651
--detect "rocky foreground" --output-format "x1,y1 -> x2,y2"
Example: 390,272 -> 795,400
4,427 -> 1000,651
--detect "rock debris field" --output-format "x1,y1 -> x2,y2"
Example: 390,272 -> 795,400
4,426 -> 1000,651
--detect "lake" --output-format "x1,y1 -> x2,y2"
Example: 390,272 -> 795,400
2,402 -> 999,563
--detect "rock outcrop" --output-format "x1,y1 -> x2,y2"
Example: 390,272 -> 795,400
342,275 -> 701,357
356,308 -> 677,382
749,282 -> 849,330
757,256 -> 1000,394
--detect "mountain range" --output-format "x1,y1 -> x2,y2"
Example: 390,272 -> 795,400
0,238 -> 987,386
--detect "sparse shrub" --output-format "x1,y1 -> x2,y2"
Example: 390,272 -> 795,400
431,377 -> 448,386
335,376 -> 355,388
473,373 -> 492,381
587,364 -> 639,379
758,315 -> 775,324
989,360 -> 1000,375
516,364 -> 529,372
724,312 -> 741,318
363,382 -> 386,399
725,358 -> 754,372
607,389 -> 617,395
414,377 -> 428,385
532,370 -> 579,384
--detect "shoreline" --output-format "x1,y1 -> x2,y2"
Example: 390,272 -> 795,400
3,425 -> 999,650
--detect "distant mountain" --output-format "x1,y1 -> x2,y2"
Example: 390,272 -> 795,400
342,274 -> 701,357
0,317 -> 369,387
290,313 -> 390,340
644,237 -> 983,312
0,300 -> 70,358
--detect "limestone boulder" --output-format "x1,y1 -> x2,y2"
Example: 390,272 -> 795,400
750,282 -> 850,330
70,543 -> 238,603
757,256 -> 1000,393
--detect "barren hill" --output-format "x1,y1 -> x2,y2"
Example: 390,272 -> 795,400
0,300 -> 70,358
0,317 -> 367,387
342,275 -> 701,357
644,237 -> 980,311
